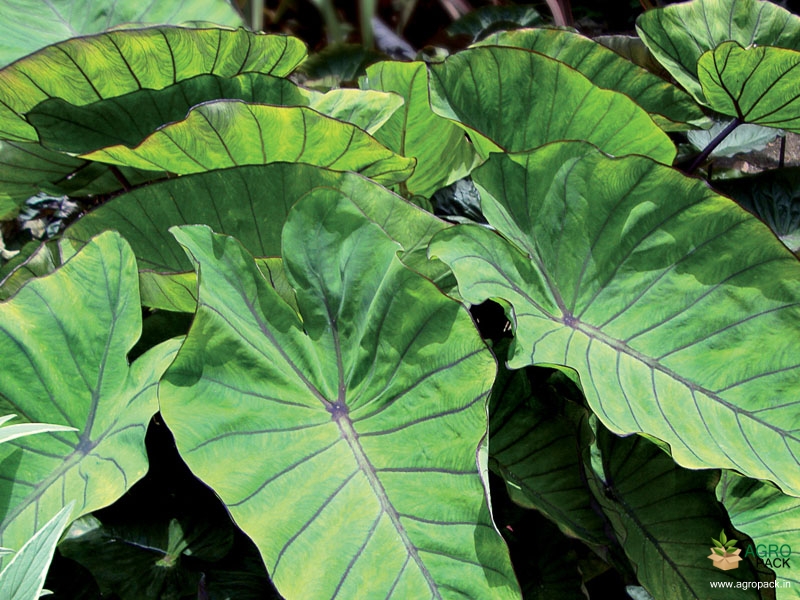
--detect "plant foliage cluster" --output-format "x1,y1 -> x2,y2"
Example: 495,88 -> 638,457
1,0 -> 800,598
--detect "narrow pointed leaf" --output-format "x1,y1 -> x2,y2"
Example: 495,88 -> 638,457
429,142 -> 800,496
0,416 -> 76,445
360,61 -> 480,198
0,502 -> 74,600
0,231 -> 181,560
697,42 -> 800,132
159,206 -> 520,598
63,164 -> 452,287
717,472 -> 799,594
428,46 -> 675,163
636,0 -> 800,103
586,428 -> 760,599
80,101 -> 414,184
29,74 -> 402,155
475,28 -> 707,130
0,28 -> 306,142
0,0 -> 245,67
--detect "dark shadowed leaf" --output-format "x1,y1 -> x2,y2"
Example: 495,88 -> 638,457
159,201 -> 521,598
717,472 -> 799,594
447,6 -> 543,42
428,46 -> 675,163
0,231 -> 180,563
586,427 -> 761,599
429,142 -> 800,496
0,0 -> 245,67
489,340 -> 607,550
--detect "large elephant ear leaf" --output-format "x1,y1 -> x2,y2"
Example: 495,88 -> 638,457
427,46 -> 676,164
636,0 -> 800,104
474,28 -> 707,131
0,0 -> 245,67
697,42 -> 800,132
0,28 -> 306,142
158,196 -> 520,599
0,231 -> 180,562
81,100 -> 415,184
429,141 -> 800,497
717,472 -> 800,593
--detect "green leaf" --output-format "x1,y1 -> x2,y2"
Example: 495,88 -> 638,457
159,201 -> 521,598
586,427 -> 760,599
63,164 -> 452,287
0,502 -> 74,600
29,74 -> 402,155
428,46 -> 676,163
360,61 -> 481,198
488,341 -> 607,550
636,0 -> 800,104
697,42 -> 800,132
0,27 -> 306,142
720,530 -> 728,545
0,231 -> 181,560
0,0 -> 245,67
80,100 -> 414,184
429,142 -> 800,496
475,28 -> 707,130
0,242 -> 57,301
717,472 -> 799,594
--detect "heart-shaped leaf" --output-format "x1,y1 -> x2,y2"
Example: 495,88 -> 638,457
636,0 -> 800,103
0,0 -> 245,67
697,42 -> 800,132
158,194 -> 521,598
428,46 -> 675,163
475,28 -> 707,130
80,100 -> 414,184
0,28 -> 306,142
429,142 -> 800,496
0,231 -> 180,560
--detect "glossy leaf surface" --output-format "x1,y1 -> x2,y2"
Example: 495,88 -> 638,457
697,42 -> 800,132
428,46 -> 675,163
0,231 -> 180,559
159,201 -> 520,598
0,28 -> 306,142
81,101 -> 414,184
430,142 -> 800,496
0,0 -> 244,67
476,28 -> 706,130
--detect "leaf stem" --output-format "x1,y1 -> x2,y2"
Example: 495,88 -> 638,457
687,117 -> 743,175
108,165 -> 131,192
